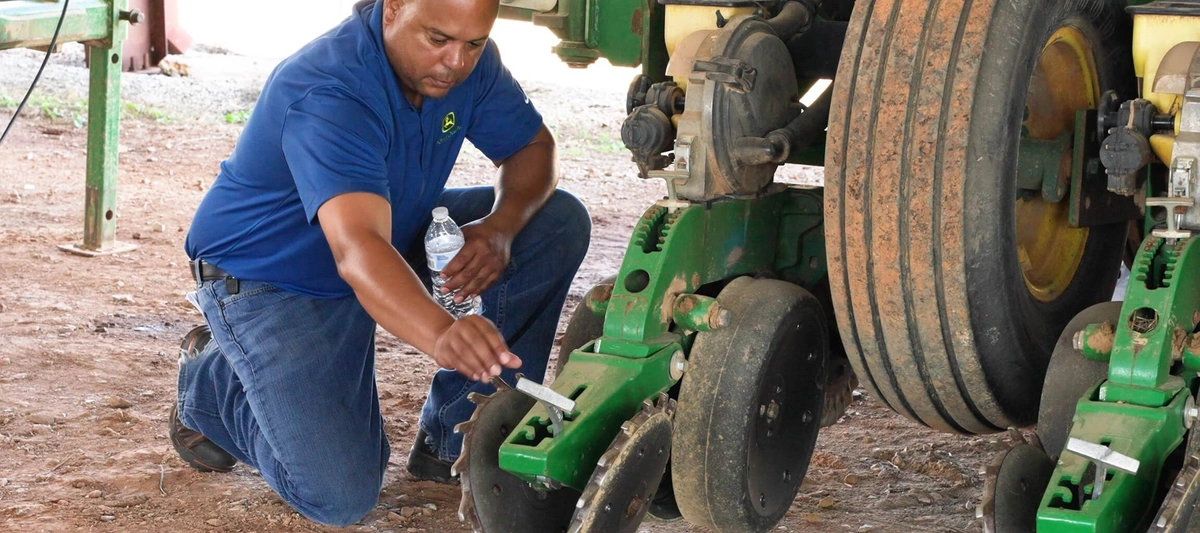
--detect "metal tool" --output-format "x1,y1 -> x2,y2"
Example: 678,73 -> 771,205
515,376 -> 575,437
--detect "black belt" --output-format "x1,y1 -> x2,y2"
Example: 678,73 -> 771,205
189,259 -> 239,295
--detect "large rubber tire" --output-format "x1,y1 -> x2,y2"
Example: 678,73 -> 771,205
1036,300 -> 1120,460
672,277 -> 828,533
825,0 -> 1132,433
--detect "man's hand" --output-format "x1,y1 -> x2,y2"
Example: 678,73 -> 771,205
319,192 -> 516,380
437,219 -> 513,302
432,315 -> 523,381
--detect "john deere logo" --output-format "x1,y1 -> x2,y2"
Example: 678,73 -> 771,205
441,112 -> 456,133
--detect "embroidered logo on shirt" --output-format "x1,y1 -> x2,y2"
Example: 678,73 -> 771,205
441,112 -> 456,133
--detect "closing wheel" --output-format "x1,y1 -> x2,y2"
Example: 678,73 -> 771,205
825,0 -> 1132,433
980,443 -> 1056,533
672,277 -> 828,533
1036,300 -> 1120,461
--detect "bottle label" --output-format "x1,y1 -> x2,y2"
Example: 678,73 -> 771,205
427,249 -> 459,272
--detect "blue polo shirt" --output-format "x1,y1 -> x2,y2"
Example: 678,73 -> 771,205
185,0 -> 542,298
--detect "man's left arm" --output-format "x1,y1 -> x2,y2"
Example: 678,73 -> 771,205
437,124 -> 557,300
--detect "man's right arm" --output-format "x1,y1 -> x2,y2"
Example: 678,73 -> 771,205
316,191 -> 521,381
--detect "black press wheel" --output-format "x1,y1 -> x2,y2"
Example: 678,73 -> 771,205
672,277 -> 828,533
825,0 -> 1132,433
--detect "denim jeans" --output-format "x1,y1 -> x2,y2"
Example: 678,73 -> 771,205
177,187 -> 590,526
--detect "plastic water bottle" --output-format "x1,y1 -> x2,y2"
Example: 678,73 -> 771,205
425,207 -> 481,318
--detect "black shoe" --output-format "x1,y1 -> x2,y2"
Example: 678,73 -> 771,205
170,325 -> 237,473
406,428 -> 458,484
169,403 -> 238,473
179,324 -> 213,363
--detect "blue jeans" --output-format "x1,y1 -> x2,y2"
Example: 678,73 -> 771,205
177,188 -> 590,526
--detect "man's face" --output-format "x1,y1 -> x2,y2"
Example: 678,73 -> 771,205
382,0 -> 498,104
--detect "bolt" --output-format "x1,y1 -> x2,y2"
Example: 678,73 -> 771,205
766,401 -> 780,421
119,9 -> 145,24
1186,396 -> 1199,429
670,350 -> 686,380
711,308 -> 731,329
1073,330 -> 1085,351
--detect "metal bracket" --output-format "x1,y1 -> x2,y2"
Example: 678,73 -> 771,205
1147,196 -> 1194,242
692,56 -> 756,91
515,377 -> 575,436
1066,437 -> 1141,499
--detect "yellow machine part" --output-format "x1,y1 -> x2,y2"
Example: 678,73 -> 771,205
663,5 -> 756,55
664,5 -> 756,88
1132,13 -> 1200,116
1150,133 -> 1174,164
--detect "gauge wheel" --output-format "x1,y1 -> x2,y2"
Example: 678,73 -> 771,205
672,277 -> 828,533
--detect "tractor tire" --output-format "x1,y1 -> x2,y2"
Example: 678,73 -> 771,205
672,277 -> 827,533
825,0 -> 1132,433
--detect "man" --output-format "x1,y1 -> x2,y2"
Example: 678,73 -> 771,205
172,0 -> 591,526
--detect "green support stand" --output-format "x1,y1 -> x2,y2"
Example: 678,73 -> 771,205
0,0 -> 136,256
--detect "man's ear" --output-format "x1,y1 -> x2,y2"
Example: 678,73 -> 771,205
382,0 -> 404,25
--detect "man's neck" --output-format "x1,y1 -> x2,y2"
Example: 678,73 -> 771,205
402,85 -> 424,110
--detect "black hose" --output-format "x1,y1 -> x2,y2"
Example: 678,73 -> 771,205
779,87 -> 831,151
732,89 -> 832,166
0,0 -> 71,147
765,0 -> 813,41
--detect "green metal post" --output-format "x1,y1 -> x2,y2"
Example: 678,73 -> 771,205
56,0 -> 136,256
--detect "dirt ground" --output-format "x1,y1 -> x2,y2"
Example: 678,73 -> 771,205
0,46 -> 1007,533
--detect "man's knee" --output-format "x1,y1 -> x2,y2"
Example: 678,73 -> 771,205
538,189 -> 591,263
290,472 -> 383,527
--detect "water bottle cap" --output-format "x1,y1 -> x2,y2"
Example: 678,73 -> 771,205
431,207 -> 449,221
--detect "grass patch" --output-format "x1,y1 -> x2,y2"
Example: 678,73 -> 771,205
0,93 -> 176,127
123,102 -> 175,124
223,109 -> 251,124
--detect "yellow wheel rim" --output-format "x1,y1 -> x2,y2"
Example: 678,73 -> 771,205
1016,27 -> 1097,303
